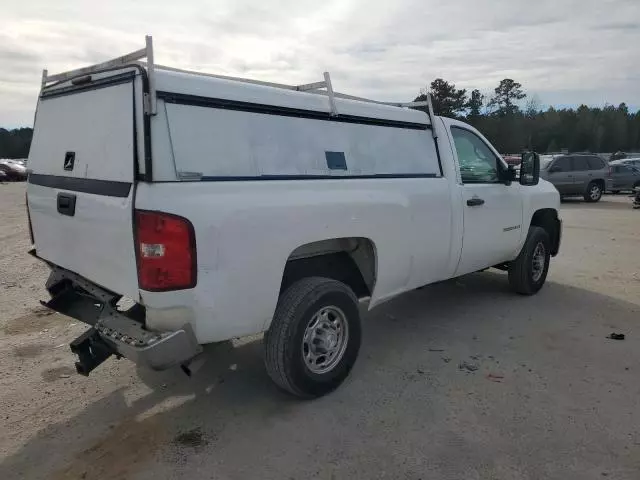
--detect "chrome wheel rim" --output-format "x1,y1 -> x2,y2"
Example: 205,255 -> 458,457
302,306 -> 349,374
531,242 -> 546,282
590,185 -> 601,200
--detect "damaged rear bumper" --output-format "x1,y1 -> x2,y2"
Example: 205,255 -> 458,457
42,264 -> 202,375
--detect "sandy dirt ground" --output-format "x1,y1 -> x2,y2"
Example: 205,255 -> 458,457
1,181 -> 639,480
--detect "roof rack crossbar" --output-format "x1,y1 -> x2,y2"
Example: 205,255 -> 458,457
41,36 -> 433,121
41,35 -> 157,114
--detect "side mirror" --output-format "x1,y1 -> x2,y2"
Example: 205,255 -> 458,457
520,151 -> 540,186
503,164 -> 517,185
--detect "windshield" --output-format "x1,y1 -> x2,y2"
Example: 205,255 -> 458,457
540,155 -> 555,169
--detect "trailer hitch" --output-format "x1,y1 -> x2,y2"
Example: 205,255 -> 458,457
70,328 -> 118,376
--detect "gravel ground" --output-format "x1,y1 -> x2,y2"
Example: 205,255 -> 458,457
1,182 -> 639,480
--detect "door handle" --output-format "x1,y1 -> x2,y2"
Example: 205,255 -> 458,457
466,197 -> 485,207
57,193 -> 77,216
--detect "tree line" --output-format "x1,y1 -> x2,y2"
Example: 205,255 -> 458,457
0,128 -> 33,159
413,78 -> 640,154
1,78 -> 639,158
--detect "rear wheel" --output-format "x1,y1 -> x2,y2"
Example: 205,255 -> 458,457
264,277 -> 361,398
508,226 -> 551,295
584,182 -> 603,202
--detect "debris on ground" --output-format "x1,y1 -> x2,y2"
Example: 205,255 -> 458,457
173,427 -> 208,448
486,373 -> 504,383
442,356 -> 451,363
459,361 -> 479,372
607,333 -> 625,340
428,347 -> 445,352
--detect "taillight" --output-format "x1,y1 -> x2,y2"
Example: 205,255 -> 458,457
135,210 -> 197,291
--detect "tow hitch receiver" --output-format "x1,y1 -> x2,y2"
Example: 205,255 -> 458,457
70,328 -> 116,376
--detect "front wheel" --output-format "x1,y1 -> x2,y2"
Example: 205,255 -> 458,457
584,182 -> 603,202
508,226 -> 551,295
264,277 -> 361,398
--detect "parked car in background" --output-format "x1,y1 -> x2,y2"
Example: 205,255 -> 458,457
610,158 -> 640,169
607,161 -> 640,193
0,160 -> 28,181
502,155 -> 521,166
540,154 -> 607,202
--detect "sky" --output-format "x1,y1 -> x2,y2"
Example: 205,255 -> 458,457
2,0 -> 639,127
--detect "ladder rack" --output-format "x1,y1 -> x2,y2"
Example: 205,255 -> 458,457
40,35 -> 437,127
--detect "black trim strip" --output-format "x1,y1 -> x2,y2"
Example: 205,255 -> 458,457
29,174 -> 132,198
158,91 -> 430,130
41,71 -> 136,100
197,173 -> 440,182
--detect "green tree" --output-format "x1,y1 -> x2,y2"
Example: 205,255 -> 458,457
413,78 -> 468,118
466,89 -> 484,118
488,79 -> 526,116
0,128 -> 33,159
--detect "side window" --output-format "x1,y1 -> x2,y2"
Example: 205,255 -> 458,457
586,156 -> 605,170
451,127 -> 500,183
552,157 -> 572,172
572,156 -> 589,171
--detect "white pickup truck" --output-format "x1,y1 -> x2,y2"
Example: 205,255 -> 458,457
26,38 -> 561,397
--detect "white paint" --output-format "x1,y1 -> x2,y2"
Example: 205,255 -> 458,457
154,69 -> 430,126
26,66 -> 561,346
164,102 -> 439,178
27,79 -> 141,298
28,81 -> 135,182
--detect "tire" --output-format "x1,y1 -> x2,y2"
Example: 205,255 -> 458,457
264,277 -> 361,398
508,226 -> 551,295
584,182 -> 603,202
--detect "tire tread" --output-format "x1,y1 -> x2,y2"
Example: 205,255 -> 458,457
508,226 -> 550,295
264,277 -> 357,397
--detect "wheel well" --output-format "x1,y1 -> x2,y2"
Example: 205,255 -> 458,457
280,238 -> 376,299
530,209 -> 560,256
589,178 -> 605,189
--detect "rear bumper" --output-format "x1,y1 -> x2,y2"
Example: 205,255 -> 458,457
42,264 -> 201,375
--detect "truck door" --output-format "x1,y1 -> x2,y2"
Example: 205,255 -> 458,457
26,71 -> 142,299
547,156 -> 574,194
446,124 -> 524,275
570,156 -> 592,193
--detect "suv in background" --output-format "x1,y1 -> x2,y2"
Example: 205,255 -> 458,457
540,154 -> 607,202
607,160 -> 640,193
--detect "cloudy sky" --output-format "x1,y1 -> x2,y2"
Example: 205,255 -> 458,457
2,0 -> 639,126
